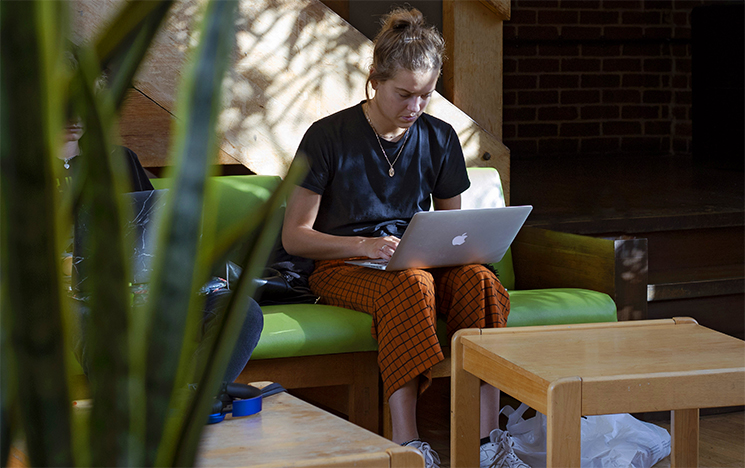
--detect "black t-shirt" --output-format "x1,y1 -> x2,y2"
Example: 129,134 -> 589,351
297,101 -> 470,238
56,146 -> 154,194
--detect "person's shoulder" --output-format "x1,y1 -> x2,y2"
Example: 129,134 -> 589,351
312,103 -> 361,128
418,112 -> 456,134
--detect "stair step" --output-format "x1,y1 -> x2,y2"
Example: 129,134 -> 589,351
648,277 -> 745,301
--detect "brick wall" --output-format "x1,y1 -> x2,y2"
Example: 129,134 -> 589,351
502,0 -> 710,159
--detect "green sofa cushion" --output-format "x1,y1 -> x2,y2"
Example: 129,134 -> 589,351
254,288 -> 616,360
506,288 -> 617,327
251,304 -> 378,360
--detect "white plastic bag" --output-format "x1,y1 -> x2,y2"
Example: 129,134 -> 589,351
502,403 -> 671,468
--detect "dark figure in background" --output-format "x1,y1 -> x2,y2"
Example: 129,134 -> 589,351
60,118 -> 263,384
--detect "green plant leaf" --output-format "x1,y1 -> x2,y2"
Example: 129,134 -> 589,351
141,1 -> 239,465
73,45 -> 135,467
0,1 -> 74,466
172,158 -> 308,467
92,0 -> 174,110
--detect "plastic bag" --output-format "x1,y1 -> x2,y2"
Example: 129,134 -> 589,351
502,403 -> 671,468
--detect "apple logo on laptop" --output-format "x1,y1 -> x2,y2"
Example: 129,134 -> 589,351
452,233 -> 468,246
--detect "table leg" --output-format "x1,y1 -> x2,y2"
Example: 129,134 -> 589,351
451,331 -> 481,468
546,377 -> 582,468
671,408 -> 699,468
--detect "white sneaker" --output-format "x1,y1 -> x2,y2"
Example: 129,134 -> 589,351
403,439 -> 441,468
480,429 -> 530,468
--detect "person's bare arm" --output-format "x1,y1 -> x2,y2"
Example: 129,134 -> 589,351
433,194 -> 461,210
282,186 -> 400,260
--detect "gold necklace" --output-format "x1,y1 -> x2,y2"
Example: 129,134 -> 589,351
363,104 -> 411,177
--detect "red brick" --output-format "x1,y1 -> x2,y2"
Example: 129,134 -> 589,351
671,105 -> 687,119
561,89 -> 601,104
622,105 -> 660,119
604,26 -> 644,40
518,90 -> 560,105
537,10 -> 578,25
604,121 -> 642,135
621,136 -> 664,152
642,90 -> 672,103
603,58 -> 642,72
604,0 -> 642,9
603,89 -> 641,103
504,91 -> 517,106
515,0 -> 560,8
505,74 -> 538,89
676,57 -> 691,73
660,105 -> 670,119
538,138 -> 580,153
562,58 -> 602,72
622,73 -> 661,87
503,124 -> 517,139
675,90 -> 691,105
582,44 -> 622,57
561,0 -> 600,8
510,9 -> 537,24
622,43 -> 663,57
503,139 -> 538,156
674,26 -> 691,39
622,11 -> 662,24
673,12 -> 689,26
504,107 -> 537,122
537,106 -> 579,121
519,123 -> 559,138
645,121 -> 672,135
539,43 -> 581,56
561,122 -> 601,137
504,59 -> 518,73
581,105 -> 620,119
539,74 -> 580,88
517,25 -> 560,40
672,138 -> 690,154
670,44 -> 688,57
520,58 -> 561,72
644,0 -> 673,10
581,137 -> 621,152
504,25 -> 518,40
643,58 -> 672,72
580,10 -> 619,25
644,27 -> 674,39
660,75 -> 670,87
561,26 -> 603,40
505,44 -> 538,58
581,74 -> 621,88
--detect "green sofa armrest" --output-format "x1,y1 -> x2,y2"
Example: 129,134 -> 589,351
511,226 -> 648,321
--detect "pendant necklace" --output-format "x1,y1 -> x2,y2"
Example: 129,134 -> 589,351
364,104 -> 410,177
63,155 -> 77,169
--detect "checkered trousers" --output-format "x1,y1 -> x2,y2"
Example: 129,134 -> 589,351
309,259 -> 510,401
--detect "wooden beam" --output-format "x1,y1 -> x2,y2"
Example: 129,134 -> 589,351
73,0 -> 510,201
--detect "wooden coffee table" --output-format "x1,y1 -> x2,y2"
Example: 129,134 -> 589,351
197,384 -> 423,467
450,318 -> 745,468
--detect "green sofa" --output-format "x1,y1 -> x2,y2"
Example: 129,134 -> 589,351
151,168 -> 644,435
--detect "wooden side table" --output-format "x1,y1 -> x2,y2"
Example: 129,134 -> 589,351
197,385 -> 423,467
451,318 -> 745,468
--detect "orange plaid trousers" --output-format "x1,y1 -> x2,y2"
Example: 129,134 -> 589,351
309,259 -> 510,401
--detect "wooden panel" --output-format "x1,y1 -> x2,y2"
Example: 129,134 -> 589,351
546,377 -> 581,468
582,368 -> 745,415
450,329 -> 481,468
442,0 -> 505,139
511,226 -> 617,295
672,408 -> 699,468
72,0 -> 511,202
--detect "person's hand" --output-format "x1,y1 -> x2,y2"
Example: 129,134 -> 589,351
364,236 -> 400,260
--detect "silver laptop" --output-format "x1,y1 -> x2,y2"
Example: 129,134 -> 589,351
345,205 -> 532,271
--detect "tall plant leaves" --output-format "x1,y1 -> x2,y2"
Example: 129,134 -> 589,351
73,46 -> 134,467
0,1 -> 74,466
142,1 -> 239,465
172,158 -> 308,467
